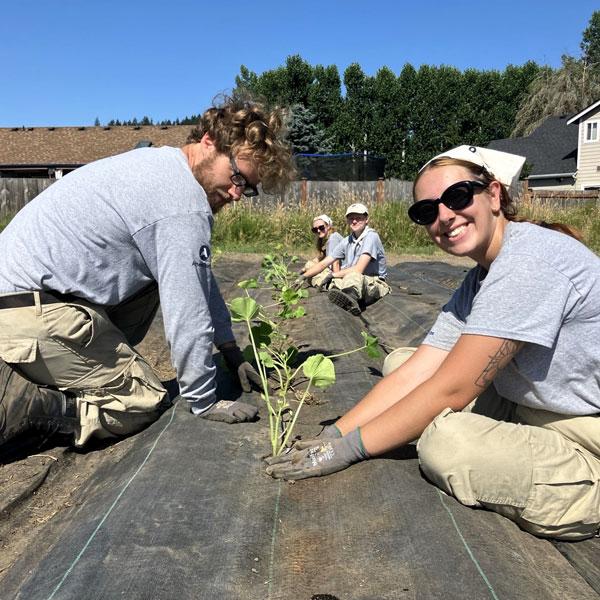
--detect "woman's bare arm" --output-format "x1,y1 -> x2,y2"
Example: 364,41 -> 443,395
336,344 -> 448,434
358,334 -> 523,455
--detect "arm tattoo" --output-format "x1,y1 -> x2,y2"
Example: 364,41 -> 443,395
475,340 -> 521,389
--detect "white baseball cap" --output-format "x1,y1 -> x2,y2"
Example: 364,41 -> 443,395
313,214 -> 332,226
345,203 -> 369,216
420,145 -> 526,194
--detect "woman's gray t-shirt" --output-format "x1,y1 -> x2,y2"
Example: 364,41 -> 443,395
423,221 -> 600,415
325,231 -> 344,257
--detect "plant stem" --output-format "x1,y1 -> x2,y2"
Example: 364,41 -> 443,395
278,375 -> 314,453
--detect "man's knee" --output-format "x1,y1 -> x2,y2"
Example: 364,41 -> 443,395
76,355 -> 167,445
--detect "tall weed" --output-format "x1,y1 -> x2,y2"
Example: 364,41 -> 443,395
214,198 -> 600,255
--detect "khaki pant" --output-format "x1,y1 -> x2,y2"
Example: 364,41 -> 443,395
384,347 -> 600,540
329,272 -> 391,305
303,259 -> 332,288
0,285 -> 167,446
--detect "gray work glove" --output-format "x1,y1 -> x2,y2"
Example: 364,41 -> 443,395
317,272 -> 334,292
291,275 -> 307,291
265,428 -> 368,480
293,423 -> 342,450
200,399 -> 258,424
220,344 -> 262,393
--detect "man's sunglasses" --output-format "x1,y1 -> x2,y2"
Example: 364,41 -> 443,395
408,180 -> 488,225
311,225 -> 326,234
230,156 -> 259,197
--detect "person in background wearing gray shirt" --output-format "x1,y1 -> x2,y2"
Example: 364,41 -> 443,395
266,146 -> 600,541
300,214 -> 342,289
0,98 -> 293,449
300,203 -> 390,315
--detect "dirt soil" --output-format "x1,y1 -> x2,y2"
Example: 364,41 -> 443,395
0,252 -> 479,586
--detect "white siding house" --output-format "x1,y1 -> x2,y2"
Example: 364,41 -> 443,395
567,100 -> 600,190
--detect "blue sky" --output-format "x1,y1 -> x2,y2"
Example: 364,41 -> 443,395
2,0 -> 598,126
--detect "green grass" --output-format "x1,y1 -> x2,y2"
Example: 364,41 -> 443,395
214,198 -> 600,255
213,201 -> 434,255
2,197 -> 599,256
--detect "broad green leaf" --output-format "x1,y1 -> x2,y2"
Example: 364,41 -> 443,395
302,354 -> 335,388
238,278 -> 258,289
292,307 -> 306,318
361,331 -> 381,358
258,351 -> 275,368
251,321 -> 273,347
229,296 -> 259,321
281,288 -> 300,304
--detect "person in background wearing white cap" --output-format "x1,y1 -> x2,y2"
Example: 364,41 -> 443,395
300,203 -> 390,315
266,145 -> 600,542
299,214 -> 343,290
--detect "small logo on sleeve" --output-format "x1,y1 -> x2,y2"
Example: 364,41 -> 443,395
192,245 -> 211,268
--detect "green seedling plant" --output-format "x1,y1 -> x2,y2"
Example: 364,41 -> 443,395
229,294 -> 380,457
238,247 -> 308,319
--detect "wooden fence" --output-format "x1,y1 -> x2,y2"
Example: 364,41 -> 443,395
0,178 -> 54,219
1,177 -> 598,220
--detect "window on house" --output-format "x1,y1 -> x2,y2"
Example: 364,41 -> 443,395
585,121 -> 598,142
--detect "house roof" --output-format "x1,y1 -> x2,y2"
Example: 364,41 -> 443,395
0,125 -> 192,166
567,99 -> 600,124
487,115 -> 578,177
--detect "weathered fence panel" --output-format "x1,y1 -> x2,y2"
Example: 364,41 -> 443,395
0,178 -> 55,219
1,178 -> 599,222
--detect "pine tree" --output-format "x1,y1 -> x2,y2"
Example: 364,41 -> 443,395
287,104 -> 334,153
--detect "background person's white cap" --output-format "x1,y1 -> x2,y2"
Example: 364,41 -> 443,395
345,203 -> 369,216
313,214 -> 332,226
420,145 -> 526,195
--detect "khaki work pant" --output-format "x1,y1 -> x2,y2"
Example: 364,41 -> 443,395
0,285 -> 167,446
329,272 -> 391,305
303,259 -> 332,288
383,347 -> 600,540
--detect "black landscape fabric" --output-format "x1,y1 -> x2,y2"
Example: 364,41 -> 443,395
5,260 -> 599,600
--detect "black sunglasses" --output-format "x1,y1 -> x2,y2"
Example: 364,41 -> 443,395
311,225 -> 326,234
230,156 -> 259,197
408,180 -> 488,225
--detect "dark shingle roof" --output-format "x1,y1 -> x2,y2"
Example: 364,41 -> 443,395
488,116 -> 577,176
0,125 -> 192,166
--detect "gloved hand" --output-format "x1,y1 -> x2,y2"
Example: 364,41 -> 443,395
291,275 -> 307,291
265,428 -> 368,480
317,272 -> 334,292
293,423 -> 342,450
198,399 -> 258,424
220,344 -> 262,393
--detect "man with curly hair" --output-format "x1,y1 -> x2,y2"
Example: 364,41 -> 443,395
0,99 -> 293,449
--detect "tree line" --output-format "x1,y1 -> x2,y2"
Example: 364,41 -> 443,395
102,11 -> 600,180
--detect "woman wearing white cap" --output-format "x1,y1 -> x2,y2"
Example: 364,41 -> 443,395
300,203 -> 390,315
267,145 -> 600,541
300,214 -> 343,289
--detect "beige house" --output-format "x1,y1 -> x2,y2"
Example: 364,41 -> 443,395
567,100 -> 600,190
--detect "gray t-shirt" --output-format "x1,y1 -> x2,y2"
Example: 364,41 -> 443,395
0,146 -> 234,405
423,221 -> 600,415
325,231 -> 344,257
331,227 -> 387,278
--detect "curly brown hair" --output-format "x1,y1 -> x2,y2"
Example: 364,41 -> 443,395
186,97 -> 294,193
415,157 -> 583,242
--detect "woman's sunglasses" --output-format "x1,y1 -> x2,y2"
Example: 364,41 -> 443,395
311,225 -> 327,234
408,180 -> 488,225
